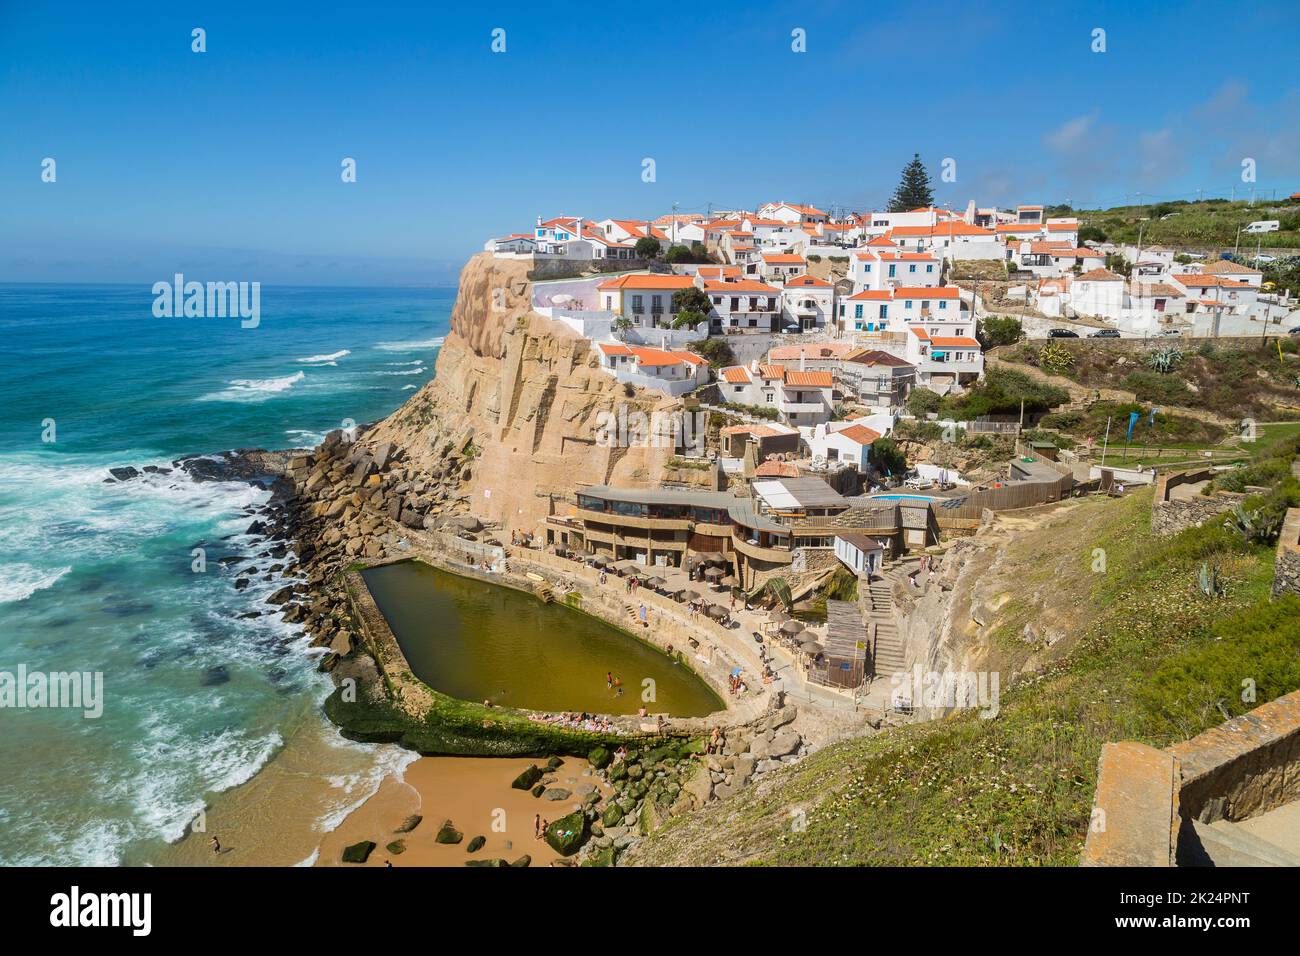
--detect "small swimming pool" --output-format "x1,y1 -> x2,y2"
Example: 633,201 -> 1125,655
867,493 -> 942,502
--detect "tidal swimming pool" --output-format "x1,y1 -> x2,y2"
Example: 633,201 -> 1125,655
360,561 -> 722,717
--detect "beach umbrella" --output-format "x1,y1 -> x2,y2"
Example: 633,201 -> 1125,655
683,590 -> 701,603
770,609 -> 790,623
706,604 -> 728,619
647,576 -> 666,589
591,556 -> 608,567
703,566 -> 724,579
800,641 -> 825,656
780,620 -> 804,636
720,575 -> 738,587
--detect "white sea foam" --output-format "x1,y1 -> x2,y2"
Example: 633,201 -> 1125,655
386,360 -> 424,366
377,367 -> 425,376
375,337 -> 444,352
297,350 -> 351,364
315,742 -> 421,834
197,371 -> 305,403
0,563 -> 72,604
285,428 -> 327,446
401,384 -> 418,390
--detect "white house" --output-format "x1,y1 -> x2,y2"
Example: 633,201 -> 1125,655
596,343 -> 710,396
904,327 -> 983,394
704,279 -> 783,332
486,233 -> 537,256
1067,268 -> 1127,320
838,285 -> 968,334
850,250 -> 941,292
759,253 -> 807,285
806,422 -> 883,471
717,362 -> 835,426
834,533 -> 885,577
779,274 -> 835,331
1012,241 -> 1105,277
757,202 -> 829,225
596,274 -> 700,329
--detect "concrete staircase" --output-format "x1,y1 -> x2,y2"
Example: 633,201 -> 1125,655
867,571 -> 906,679
1187,818 -> 1300,867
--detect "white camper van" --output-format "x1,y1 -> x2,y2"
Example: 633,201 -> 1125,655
1244,220 -> 1280,234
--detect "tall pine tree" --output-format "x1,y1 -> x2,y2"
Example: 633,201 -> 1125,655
887,153 -> 934,212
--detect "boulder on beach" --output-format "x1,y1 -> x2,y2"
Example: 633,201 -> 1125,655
509,855 -> 532,868
466,835 -> 486,853
464,858 -> 507,867
511,764 -> 543,790
393,814 -> 422,834
542,788 -> 571,801
435,820 -> 463,844
451,513 -> 482,532
341,840 -> 376,864
385,840 -> 406,855
544,810 -> 589,857
545,756 -> 564,771
587,746 -> 612,770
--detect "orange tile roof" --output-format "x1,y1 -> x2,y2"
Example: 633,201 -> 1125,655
598,343 -> 633,356
703,279 -> 780,294
1200,260 -> 1263,275
754,460 -> 802,478
721,423 -> 791,438
1076,268 -> 1125,281
757,364 -> 785,379
847,289 -> 893,300
1046,222 -> 1078,232
762,254 -> 805,264
628,347 -> 706,367
783,370 -> 833,388
893,286 -> 960,299
844,349 -> 912,368
835,424 -> 882,445
909,327 -> 930,340
721,366 -> 752,384
929,336 -> 981,348
784,274 -> 832,288
769,343 -> 855,361
596,274 -> 696,290
1176,274 -> 1251,288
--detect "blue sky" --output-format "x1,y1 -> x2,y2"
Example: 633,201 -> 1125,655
1,0 -> 1297,284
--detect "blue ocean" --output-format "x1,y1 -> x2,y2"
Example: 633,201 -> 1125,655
0,284 -> 451,865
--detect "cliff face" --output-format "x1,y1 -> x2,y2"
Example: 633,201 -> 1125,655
364,254 -> 682,530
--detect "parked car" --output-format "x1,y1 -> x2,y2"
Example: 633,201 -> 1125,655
1089,329 -> 1121,338
1289,327 -> 1300,336
1048,328 -> 1079,338
1158,328 -> 1184,337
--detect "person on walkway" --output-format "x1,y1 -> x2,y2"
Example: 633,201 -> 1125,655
638,604 -> 648,627
534,814 -> 543,839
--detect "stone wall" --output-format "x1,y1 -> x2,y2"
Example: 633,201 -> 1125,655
1150,468 -> 1245,536
1273,507 -> 1300,597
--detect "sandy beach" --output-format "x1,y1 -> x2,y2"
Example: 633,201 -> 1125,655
315,755 -> 610,867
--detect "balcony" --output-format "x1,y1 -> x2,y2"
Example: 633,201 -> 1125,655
731,535 -> 793,563
779,400 -> 827,414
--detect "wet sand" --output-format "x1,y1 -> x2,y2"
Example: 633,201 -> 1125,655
316,755 -> 609,867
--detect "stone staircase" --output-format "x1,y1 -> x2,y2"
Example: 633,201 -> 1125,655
867,570 -> 906,679
1187,818 -> 1300,867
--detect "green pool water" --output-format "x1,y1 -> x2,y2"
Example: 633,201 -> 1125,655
360,561 -> 723,717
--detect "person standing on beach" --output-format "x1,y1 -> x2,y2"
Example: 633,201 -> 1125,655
639,604 -> 647,627
209,836 -> 220,855
534,814 -> 542,839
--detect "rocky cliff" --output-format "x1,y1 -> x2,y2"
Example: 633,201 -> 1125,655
360,253 -> 684,531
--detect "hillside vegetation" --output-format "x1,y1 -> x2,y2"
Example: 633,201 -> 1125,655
629,436 -> 1300,866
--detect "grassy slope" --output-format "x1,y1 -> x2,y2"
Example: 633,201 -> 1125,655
632,490 -> 1300,866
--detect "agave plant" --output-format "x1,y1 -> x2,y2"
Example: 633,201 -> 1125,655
1222,503 -> 1283,545
1197,561 -> 1222,599
1039,341 -> 1073,375
1145,345 -> 1184,373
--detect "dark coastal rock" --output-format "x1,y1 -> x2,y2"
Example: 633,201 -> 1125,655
394,814 -> 423,833
545,756 -> 564,771
201,666 -> 230,686
385,840 -> 406,855
587,746 -> 612,770
509,855 -> 532,868
531,784 -> 545,798
435,820 -> 463,844
108,466 -> 140,482
544,811 -> 589,857
464,858 -> 507,867
246,520 -> 267,536
266,586 -> 294,605
341,840 -> 376,864
234,578 -> 250,590
466,835 -> 486,853
511,764 -> 543,790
